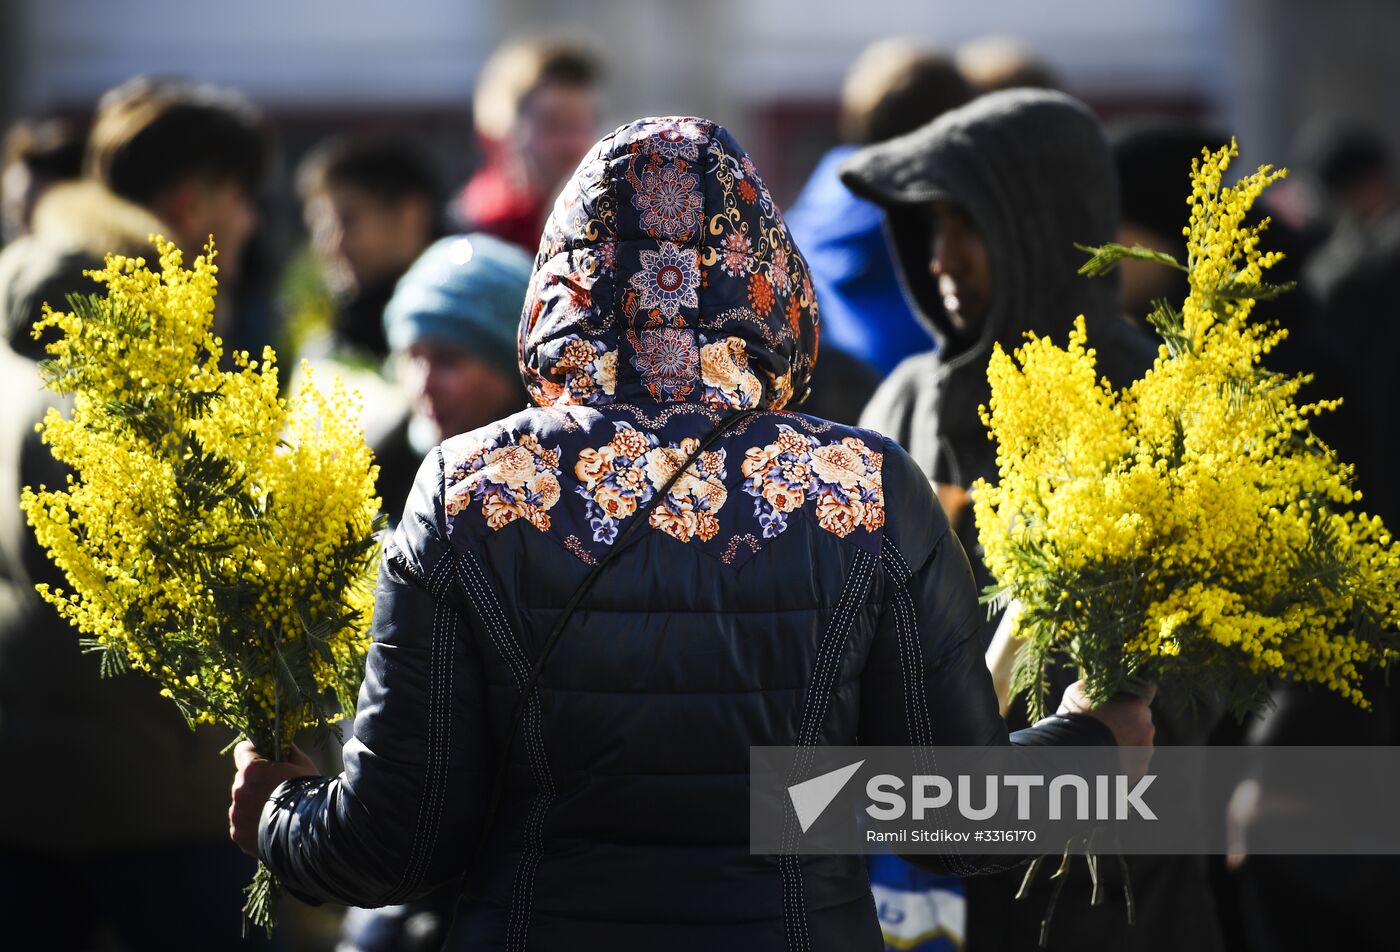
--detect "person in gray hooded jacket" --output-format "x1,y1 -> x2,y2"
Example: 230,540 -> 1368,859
841,89 -> 1222,952
843,89 -> 1155,648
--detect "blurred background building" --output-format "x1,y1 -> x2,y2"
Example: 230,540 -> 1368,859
4,0 -> 1398,207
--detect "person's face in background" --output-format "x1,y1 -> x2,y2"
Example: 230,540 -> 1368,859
398,338 -> 521,441
155,176 -> 258,280
512,82 -> 599,199
305,183 -> 432,294
928,201 -> 992,340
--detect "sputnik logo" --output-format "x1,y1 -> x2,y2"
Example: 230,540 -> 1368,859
787,760 -> 865,833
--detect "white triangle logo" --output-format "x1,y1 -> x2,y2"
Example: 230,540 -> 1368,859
788,760 -> 866,833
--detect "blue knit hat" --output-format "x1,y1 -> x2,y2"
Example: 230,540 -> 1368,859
383,233 -> 534,377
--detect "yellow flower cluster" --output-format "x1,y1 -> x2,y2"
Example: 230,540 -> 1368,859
20,237 -> 382,754
974,143 -> 1400,718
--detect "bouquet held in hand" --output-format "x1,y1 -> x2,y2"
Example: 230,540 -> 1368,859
20,238 -> 383,929
974,143 -> 1400,721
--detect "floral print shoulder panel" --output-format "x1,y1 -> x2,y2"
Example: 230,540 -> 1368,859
441,406 -> 885,566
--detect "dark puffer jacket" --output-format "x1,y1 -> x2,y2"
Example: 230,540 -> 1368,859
259,117 -> 1110,952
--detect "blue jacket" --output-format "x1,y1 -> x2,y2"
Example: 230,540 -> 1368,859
258,117 -> 1109,952
785,146 -> 935,376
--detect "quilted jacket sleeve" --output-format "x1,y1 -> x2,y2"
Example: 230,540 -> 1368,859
858,437 -> 1112,749
858,438 -> 1113,876
258,447 -> 494,907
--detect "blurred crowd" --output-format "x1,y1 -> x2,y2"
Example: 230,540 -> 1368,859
1,30 -> 1398,952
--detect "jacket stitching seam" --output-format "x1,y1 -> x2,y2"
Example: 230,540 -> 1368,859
779,549 -> 876,951
387,555 -> 453,901
883,537 -> 983,876
452,549 -> 556,952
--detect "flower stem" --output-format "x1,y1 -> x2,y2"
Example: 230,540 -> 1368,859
1117,674 -> 1157,701
241,861 -> 279,936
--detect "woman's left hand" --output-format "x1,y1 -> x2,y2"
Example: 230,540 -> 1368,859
229,741 -> 319,857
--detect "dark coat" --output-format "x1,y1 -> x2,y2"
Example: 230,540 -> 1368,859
259,117 -> 1110,952
1295,209 -> 1400,528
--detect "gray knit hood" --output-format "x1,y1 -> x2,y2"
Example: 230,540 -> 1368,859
841,89 -> 1150,486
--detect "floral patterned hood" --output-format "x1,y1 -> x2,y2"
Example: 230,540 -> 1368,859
437,118 -> 882,567
518,117 -> 820,412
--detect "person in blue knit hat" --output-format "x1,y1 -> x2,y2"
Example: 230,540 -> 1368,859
341,232 -> 533,952
370,232 -> 534,523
